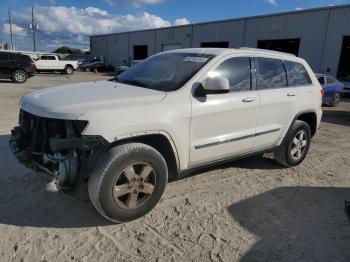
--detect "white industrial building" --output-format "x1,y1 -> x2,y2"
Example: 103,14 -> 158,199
91,4 -> 350,80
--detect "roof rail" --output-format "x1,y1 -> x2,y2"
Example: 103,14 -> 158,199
239,47 -> 296,57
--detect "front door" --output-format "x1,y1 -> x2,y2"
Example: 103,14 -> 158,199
190,56 -> 259,166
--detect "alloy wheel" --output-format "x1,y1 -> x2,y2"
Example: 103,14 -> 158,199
112,162 -> 156,210
15,72 -> 26,83
291,130 -> 307,160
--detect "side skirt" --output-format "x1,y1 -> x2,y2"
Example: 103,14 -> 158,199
175,146 -> 277,180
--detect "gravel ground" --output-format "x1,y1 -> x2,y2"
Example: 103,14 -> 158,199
0,73 -> 349,262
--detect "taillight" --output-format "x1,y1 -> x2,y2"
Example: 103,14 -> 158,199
320,88 -> 324,97
30,61 -> 36,68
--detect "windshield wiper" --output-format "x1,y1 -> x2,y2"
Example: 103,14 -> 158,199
109,76 -> 120,82
121,79 -> 147,87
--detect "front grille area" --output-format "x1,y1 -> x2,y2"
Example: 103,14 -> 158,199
17,109 -> 67,154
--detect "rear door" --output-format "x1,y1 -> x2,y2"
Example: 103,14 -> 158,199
253,57 -> 300,150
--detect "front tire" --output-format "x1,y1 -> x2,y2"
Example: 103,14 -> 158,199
12,70 -> 28,83
88,143 -> 168,223
275,120 -> 311,167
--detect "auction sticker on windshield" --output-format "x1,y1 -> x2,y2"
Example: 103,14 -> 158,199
183,56 -> 209,63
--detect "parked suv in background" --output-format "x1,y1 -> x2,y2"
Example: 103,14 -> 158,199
0,51 -> 36,83
10,48 -> 322,223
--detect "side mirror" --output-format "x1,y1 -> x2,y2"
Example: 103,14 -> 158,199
194,75 -> 230,97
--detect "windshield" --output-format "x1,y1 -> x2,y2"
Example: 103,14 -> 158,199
114,52 -> 214,91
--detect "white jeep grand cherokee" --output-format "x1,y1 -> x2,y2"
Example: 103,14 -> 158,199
10,48 -> 323,222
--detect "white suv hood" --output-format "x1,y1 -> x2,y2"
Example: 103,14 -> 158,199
20,80 -> 166,119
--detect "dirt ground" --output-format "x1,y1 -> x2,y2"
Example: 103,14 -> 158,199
0,73 -> 350,262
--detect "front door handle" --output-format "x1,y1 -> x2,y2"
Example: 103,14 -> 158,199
242,97 -> 256,102
287,93 -> 296,97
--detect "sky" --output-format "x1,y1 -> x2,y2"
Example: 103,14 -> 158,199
0,0 -> 349,51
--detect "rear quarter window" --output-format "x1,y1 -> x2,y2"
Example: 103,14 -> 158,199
284,61 -> 312,86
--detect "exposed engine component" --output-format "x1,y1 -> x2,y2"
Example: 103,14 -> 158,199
10,109 -> 108,192
43,151 -> 79,191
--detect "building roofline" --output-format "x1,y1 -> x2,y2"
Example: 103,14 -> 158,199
91,4 -> 350,38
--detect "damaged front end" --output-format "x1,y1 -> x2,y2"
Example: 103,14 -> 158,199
10,109 -> 109,192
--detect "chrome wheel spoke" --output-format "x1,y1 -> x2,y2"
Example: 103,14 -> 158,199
123,165 -> 136,181
296,148 -> 302,158
127,192 -> 139,208
301,140 -> 307,147
141,182 -> 154,194
114,184 -> 130,197
293,137 -> 299,146
298,132 -> 305,141
291,147 -> 298,155
139,165 -> 153,180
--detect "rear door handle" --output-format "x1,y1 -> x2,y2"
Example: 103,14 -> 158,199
287,93 -> 296,97
242,97 -> 256,102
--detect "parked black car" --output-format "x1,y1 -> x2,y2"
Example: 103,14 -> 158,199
0,51 -> 36,83
80,62 -> 115,73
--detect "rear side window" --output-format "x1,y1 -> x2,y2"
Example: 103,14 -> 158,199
284,61 -> 312,86
326,76 -> 335,84
40,56 -> 56,60
210,57 -> 251,92
8,53 -> 17,61
255,57 -> 287,89
0,52 -> 8,61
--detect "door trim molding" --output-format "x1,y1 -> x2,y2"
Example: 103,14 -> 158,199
194,128 -> 280,150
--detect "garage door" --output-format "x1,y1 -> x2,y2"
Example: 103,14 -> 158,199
162,44 -> 182,52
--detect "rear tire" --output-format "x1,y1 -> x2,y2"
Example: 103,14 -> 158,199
275,120 -> 311,167
64,66 -> 74,75
88,143 -> 168,223
12,70 -> 28,83
330,92 -> 341,107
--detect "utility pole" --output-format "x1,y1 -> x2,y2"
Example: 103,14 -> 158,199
8,9 -> 14,50
30,6 -> 37,52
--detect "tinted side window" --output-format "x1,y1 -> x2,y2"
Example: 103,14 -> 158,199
40,56 -> 47,60
0,52 -> 8,61
8,53 -> 17,61
255,58 -> 287,89
211,57 -> 251,92
47,56 -> 56,60
318,77 -> 325,85
284,61 -> 312,86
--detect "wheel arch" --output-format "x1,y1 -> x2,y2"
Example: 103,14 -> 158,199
296,110 -> 318,137
108,131 -> 180,179
282,109 -> 318,143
